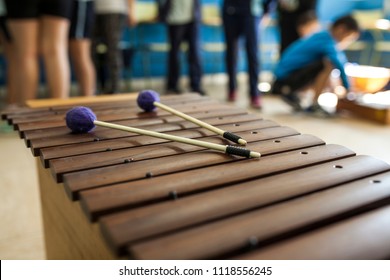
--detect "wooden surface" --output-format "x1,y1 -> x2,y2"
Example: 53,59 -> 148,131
25,93 -> 139,108
237,203 -> 390,260
3,93 -> 390,260
37,158 -> 116,260
337,98 -> 390,124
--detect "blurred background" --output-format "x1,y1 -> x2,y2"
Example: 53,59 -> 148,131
0,0 -> 388,98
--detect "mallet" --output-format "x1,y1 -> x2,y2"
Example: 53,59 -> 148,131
137,90 -> 248,146
65,106 -> 261,158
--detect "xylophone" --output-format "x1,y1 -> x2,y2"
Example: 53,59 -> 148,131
2,93 -> 390,260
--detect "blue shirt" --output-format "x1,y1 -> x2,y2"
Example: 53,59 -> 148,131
275,30 -> 350,89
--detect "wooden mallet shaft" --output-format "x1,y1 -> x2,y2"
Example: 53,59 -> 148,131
154,102 -> 248,146
93,120 -> 260,158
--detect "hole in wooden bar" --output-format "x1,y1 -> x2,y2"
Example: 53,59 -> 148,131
274,140 -> 281,143
251,131 -> 258,134
333,165 -> 343,169
233,124 -> 240,127
248,236 -> 259,249
300,151 -> 308,155
169,191 -> 178,200
371,179 -> 381,184
218,117 -> 223,120
106,148 -> 112,152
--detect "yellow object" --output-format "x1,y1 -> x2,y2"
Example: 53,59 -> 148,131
346,65 -> 390,93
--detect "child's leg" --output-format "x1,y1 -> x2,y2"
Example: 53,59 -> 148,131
99,14 -> 125,93
7,19 -> 39,104
312,59 -> 333,104
69,39 -> 96,96
186,21 -> 202,93
167,24 -> 186,91
69,0 -> 96,96
40,15 -> 71,99
244,15 -> 260,98
222,14 -> 241,96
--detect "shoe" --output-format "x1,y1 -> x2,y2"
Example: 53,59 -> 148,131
250,96 -> 262,110
272,82 -> 302,111
281,93 -> 302,112
192,88 -> 206,96
227,91 -> 237,102
305,104 -> 333,117
270,82 -> 281,95
271,81 -> 286,95
166,87 -> 182,94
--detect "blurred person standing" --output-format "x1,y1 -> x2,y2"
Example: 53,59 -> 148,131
69,0 -> 96,96
93,0 -> 136,94
158,0 -> 204,95
5,0 -> 73,102
222,0 -> 276,109
277,0 -> 317,54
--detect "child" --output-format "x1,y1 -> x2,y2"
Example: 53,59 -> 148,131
222,0 -> 276,109
272,14 -> 359,114
158,0 -> 204,95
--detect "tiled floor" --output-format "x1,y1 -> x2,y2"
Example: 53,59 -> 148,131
1,75 -> 389,259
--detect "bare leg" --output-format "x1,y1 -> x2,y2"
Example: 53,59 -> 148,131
312,59 -> 333,104
40,16 -> 71,99
7,19 -> 39,104
69,39 -> 96,96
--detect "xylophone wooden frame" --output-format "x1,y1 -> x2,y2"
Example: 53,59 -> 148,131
3,93 -> 390,260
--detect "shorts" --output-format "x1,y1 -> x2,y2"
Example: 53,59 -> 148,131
69,0 -> 95,39
0,16 -> 11,42
273,60 -> 325,93
5,0 -> 73,20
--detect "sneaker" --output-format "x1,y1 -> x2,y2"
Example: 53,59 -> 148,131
227,91 -> 237,102
281,93 -> 302,112
250,96 -> 262,110
272,82 -> 302,111
192,88 -> 206,96
305,104 -> 333,117
271,81 -> 290,95
270,82 -> 282,95
166,87 -> 182,94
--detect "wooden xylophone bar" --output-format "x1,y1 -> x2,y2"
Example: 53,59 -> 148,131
238,203 -> 390,260
3,93 -> 390,260
129,167 -> 390,260
15,96 -> 217,135
50,125 -> 299,183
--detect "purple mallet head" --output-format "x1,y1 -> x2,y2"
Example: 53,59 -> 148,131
137,90 -> 160,112
65,106 -> 97,133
